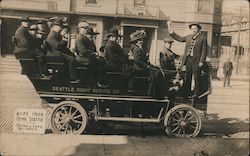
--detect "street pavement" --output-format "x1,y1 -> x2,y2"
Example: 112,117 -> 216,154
0,57 -> 249,156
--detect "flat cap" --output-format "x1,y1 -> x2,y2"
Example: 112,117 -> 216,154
77,21 -> 89,28
29,24 -> 38,31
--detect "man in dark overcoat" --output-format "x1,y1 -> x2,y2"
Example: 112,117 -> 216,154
223,58 -> 233,87
13,16 -> 33,59
168,21 -> 207,97
104,28 -> 128,71
159,38 -> 180,71
46,18 -> 79,83
28,24 -> 48,76
75,21 -> 93,64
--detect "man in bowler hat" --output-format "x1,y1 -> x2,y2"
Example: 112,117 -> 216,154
167,21 -> 207,98
46,18 -> 79,83
104,28 -> 128,71
13,16 -> 33,58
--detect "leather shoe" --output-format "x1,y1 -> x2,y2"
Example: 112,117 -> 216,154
70,79 -> 80,83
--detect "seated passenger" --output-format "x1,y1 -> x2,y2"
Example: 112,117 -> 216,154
159,38 -> 180,99
60,24 -> 71,48
128,30 -> 151,89
13,16 -> 33,59
36,29 -> 47,54
104,28 -> 128,71
46,18 -> 79,83
36,19 -> 49,38
128,30 -> 150,71
75,21 -> 101,65
159,38 -> 180,71
28,25 -> 48,77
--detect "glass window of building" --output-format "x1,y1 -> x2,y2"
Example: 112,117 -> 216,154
198,0 -> 210,12
86,0 -> 97,4
134,0 -> 146,6
214,1 -> 222,14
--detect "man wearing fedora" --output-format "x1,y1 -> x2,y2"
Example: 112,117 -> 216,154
13,16 -> 33,58
36,19 -> 46,31
28,24 -> 48,77
36,29 -> 47,55
46,18 -> 79,83
36,19 -> 49,38
167,21 -> 207,98
104,28 -> 128,71
159,37 -> 180,71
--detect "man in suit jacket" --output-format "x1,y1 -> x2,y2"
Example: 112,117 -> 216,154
28,24 -> 48,76
75,21 -> 97,65
46,18 -> 79,83
168,21 -> 207,97
223,59 -> 233,87
13,16 -> 33,59
104,28 -> 128,71
159,38 -> 180,71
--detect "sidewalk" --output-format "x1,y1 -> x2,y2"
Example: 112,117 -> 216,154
0,134 -> 249,156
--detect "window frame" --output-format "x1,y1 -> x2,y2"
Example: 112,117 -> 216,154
86,0 -> 97,5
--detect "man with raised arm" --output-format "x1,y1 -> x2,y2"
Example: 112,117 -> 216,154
167,20 -> 207,98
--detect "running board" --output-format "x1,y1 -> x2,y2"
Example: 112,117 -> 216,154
95,108 -> 164,123
96,117 -> 160,123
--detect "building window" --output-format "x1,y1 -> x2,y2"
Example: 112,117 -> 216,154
198,0 -> 210,13
234,47 -> 244,58
86,0 -> 97,4
134,0 -> 146,6
214,1 -> 222,14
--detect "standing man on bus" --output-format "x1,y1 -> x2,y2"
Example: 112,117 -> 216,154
167,20 -> 207,98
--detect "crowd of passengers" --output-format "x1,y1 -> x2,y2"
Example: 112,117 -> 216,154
13,16 -> 179,86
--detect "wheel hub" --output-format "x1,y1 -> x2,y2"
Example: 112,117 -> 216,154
180,120 -> 187,127
65,115 -> 72,123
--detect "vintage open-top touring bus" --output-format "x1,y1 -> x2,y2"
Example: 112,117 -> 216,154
15,45 -> 211,137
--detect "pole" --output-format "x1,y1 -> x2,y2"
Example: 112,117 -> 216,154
235,7 -> 242,75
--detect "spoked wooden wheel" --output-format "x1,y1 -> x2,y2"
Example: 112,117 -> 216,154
164,104 -> 201,137
51,101 -> 88,135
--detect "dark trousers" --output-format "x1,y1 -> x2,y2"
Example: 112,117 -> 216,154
185,56 -> 201,96
61,53 -> 78,80
32,50 -> 48,75
223,74 -> 231,86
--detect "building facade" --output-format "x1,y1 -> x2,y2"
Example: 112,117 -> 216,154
220,14 -> 249,76
1,0 -> 223,66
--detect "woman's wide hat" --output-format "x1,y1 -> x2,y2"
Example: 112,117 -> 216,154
129,30 -> 146,43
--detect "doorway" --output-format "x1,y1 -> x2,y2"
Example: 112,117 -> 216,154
1,18 -> 20,55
